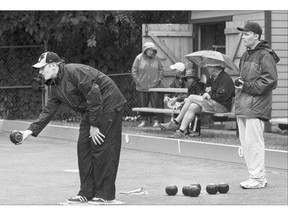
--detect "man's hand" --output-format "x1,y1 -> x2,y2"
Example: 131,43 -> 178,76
90,126 -> 105,145
18,130 -> 33,144
205,87 -> 211,92
202,92 -> 211,100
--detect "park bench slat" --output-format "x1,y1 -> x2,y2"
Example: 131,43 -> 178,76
270,118 -> 288,130
201,111 -> 236,118
132,107 -> 180,114
132,107 -> 236,118
270,118 -> 288,125
148,88 -> 188,93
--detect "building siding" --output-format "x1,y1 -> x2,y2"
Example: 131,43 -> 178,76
190,10 -> 288,119
271,10 -> 288,118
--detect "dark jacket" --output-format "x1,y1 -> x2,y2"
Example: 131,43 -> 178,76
169,77 -> 186,99
28,63 -> 127,136
207,70 -> 235,111
175,81 -> 206,102
235,40 -> 279,120
170,77 -> 185,89
187,81 -> 206,96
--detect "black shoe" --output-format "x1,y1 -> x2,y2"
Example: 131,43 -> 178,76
67,195 -> 88,204
159,121 -> 180,131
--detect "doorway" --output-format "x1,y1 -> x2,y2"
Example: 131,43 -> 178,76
192,21 -> 226,83
200,22 -> 226,53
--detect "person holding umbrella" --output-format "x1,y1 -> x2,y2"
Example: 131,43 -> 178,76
159,61 -> 235,138
235,22 -> 279,189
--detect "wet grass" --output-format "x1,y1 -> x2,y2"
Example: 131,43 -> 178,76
122,122 -> 287,151
37,120 -> 288,151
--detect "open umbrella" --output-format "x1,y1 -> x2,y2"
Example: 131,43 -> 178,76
185,50 -> 239,72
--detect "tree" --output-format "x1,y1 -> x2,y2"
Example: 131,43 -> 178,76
0,11 -> 190,120
0,11 -> 189,73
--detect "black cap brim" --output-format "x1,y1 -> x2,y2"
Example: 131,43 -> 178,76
237,27 -> 247,32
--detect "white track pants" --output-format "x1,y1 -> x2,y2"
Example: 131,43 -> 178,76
237,117 -> 266,180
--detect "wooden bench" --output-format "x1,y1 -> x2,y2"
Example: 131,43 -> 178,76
132,104 -> 238,137
132,107 -> 236,120
149,88 -> 188,93
132,107 -> 180,115
270,118 -> 288,130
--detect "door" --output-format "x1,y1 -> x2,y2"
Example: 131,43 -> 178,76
197,22 -> 227,83
142,24 -> 193,87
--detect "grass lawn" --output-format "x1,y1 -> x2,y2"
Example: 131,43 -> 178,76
122,121 -> 287,151
46,120 -> 287,151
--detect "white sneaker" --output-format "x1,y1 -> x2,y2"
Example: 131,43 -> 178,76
152,121 -> 160,127
138,121 -> 146,127
240,178 -> 267,189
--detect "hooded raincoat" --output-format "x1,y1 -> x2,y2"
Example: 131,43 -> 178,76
235,40 -> 279,120
131,42 -> 164,91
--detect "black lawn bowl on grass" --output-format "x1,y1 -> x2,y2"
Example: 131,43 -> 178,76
206,183 -> 219,195
218,183 -> 229,194
190,183 -> 201,190
9,130 -> 23,145
182,185 -> 191,196
121,121 -> 288,151
187,185 -> 201,197
165,185 -> 178,196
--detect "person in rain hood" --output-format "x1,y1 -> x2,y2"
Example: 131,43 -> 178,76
17,52 -> 127,204
236,22 -> 279,189
131,42 -> 164,127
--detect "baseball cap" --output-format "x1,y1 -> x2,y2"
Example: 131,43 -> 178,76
170,62 -> 185,72
237,22 -> 262,36
32,51 -> 63,68
184,69 -> 199,79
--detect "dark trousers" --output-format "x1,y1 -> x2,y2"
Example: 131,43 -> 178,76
137,91 -> 163,122
77,108 -> 123,200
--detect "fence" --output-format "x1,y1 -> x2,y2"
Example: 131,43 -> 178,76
108,73 -> 138,117
0,45 -> 45,120
0,45 -> 138,121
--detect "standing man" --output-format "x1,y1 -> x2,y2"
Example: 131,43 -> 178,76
131,42 -> 164,127
236,22 -> 279,189
18,52 -> 127,204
